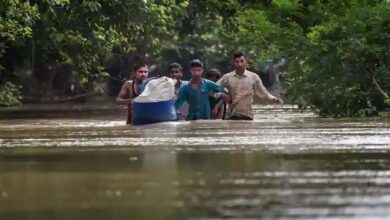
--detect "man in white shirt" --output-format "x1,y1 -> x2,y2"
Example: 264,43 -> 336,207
217,51 -> 283,120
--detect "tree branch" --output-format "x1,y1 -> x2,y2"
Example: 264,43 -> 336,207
372,77 -> 389,99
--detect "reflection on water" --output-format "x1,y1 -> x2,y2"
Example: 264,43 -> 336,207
0,105 -> 390,219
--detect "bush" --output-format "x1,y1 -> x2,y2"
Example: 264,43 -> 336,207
0,82 -> 22,107
287,4 -> 390,116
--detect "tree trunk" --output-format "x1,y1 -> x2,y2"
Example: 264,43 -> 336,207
372,77 -> 389,100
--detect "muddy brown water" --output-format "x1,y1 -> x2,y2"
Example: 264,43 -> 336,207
0,104 -> 390,219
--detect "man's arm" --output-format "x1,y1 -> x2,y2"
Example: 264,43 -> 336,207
211,98 -> 225,119
209,80 -> 231,103
209,80 -> 231,118
209,80 -> 224,93
116,81 -> 133,105
253,74 -> 283,104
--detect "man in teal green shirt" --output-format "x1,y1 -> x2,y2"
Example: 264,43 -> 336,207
175,59 -> 229,121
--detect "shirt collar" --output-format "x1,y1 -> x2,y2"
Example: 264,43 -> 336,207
189,78 -> 205,85
234,69 -> 248,77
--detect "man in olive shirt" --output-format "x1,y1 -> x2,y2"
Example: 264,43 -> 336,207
217,51 -> 283,120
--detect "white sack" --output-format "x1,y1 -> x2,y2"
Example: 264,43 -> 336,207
133,77 -> 175,103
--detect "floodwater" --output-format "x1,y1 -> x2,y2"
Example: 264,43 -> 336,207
1,104 -> 390,220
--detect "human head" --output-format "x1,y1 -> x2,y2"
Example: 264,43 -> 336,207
168,63 -> 183,80
206,69 -> 222,83
133,63 -> 148,81
232,51 -> 247,73
189,59 -> 204,77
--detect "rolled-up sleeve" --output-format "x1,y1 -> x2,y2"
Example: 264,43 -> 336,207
208,81 -> 224,93
253,74 -> 276,101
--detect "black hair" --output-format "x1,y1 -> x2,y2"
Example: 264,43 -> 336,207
133,63 -> 148,72
168,63 -> 183,72
206,69 -> 222,80
232,51 -> 245,59
189,59 -> 204,68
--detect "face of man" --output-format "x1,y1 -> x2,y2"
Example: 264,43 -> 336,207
170,67 -> 183,80
135,66 -> 148,81
190,67 -> 203,78
233,56 -> 247,73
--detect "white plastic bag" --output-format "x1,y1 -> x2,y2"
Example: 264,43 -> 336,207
134,77 -> 175,103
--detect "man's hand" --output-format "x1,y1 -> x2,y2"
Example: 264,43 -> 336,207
273,97 -> 284,105
216,93 -> 231,103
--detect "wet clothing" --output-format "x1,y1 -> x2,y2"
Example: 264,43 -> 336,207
217,70 -> 276,120
209,96 -> 226,119
175,79 -> 224,121
209,96 -> 220,110
126,81 -> 141,125
174,80 -> 189,120
174,80 -> 188,92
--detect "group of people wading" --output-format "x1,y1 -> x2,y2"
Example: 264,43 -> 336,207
116,51 -> 284,124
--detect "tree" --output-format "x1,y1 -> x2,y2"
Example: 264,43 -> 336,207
0,0 -> 38,106
1,0 -> 390,117
1,0 -> 188,104
287,2 -> 390,116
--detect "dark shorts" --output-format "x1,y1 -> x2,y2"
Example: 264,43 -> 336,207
228,115 -> 253,121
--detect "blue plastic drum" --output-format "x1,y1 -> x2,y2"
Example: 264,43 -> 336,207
132,99 -> 177,125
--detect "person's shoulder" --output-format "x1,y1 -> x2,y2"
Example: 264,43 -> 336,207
203,79 -> 214,84
123,80 -> 133,87
245,70 -> 258,76
203,79 -> 219,87
179,82 -> 189,91
246,70 -> 260,78
244,70 -> 260,81
217,71 -> 234,82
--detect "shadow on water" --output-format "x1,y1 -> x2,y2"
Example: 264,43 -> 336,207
0,104 -> 390,219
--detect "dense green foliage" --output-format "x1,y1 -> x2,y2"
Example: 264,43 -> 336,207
0,0 -> 38,106
1,0 -> 187,105
1,0 -> 389,116
287,1 -> 390,116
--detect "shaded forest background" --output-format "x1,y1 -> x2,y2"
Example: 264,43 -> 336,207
1,0 -> 390,116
